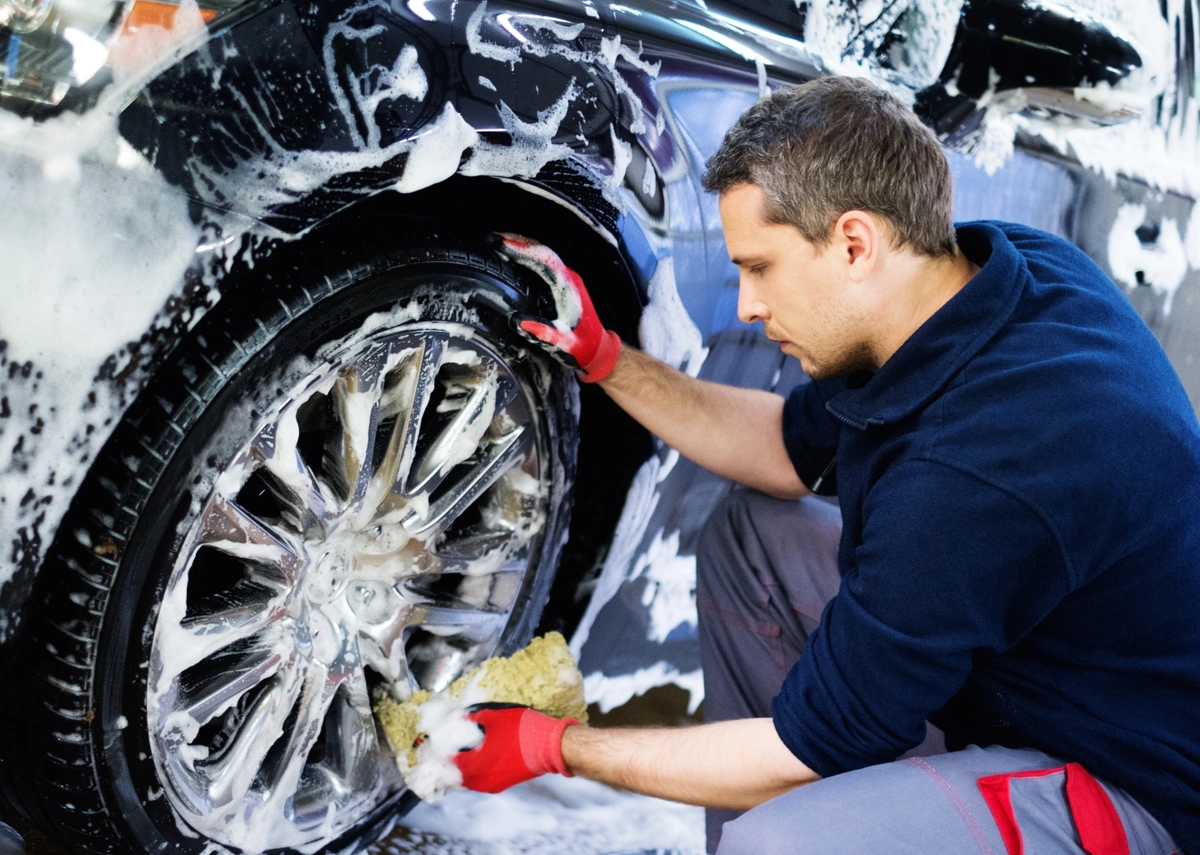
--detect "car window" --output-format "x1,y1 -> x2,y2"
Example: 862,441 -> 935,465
665,86 -> 758,162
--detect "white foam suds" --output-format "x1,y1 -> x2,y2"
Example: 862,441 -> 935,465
187,25 -> 441,216
569,452 -> 663,661
594,35 -> 659,137
193,6 -> 615,227
607,124 -> 633,192
324,24 -> 427,150
394,102 -> 480,195
800,0 -> 965,94
0,103 -> 202,634
462,82 -> 577,180
207,540 -> 289,564
641,156 -> 658,198
584,662 -> 704,716
402,679 -> 488,803
629,528 -> 698,645
638,258 -> 707,378
1187,203 -> 1200,271
500,242 -> 584,331
1107,203 -> 1190,315
958,82 -> 1023,175
1016,108 -> 1200,198
108,0 -> 211,89
466,1 -> 522,65
460,6 -> 659,177
440,374 -> 498,476
386,775 -> 704,855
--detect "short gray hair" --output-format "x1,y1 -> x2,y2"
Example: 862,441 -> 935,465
702,77 -> 955,258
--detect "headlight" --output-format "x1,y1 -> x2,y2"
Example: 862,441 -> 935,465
0,0 -> 238,110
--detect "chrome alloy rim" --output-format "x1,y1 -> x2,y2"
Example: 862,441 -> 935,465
147,322 -> 550,851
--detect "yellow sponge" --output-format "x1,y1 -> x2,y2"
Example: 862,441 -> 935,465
374,631 -> 588,770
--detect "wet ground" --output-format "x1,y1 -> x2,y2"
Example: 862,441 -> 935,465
2,687 -> 704,855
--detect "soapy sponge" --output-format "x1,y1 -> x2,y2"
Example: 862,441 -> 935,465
374,631 -> 587,801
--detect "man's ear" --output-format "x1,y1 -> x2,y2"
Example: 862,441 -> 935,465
833,210 -> 880,282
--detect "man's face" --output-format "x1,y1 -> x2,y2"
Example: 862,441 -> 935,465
719,183 -> 873,379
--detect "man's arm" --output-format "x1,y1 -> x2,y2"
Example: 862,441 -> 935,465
599,344 -> 809,499
561,718 -> 819,809
498,235 -> 808,499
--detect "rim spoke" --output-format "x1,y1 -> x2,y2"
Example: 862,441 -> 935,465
182,647 -> 284,730
428,542 -> 526,577
405,566 -> 525,613
256,667 -> 339,808
322,671 -> 379,792
407,364 -> 499,498
178,594 -> 286,659
435,530 -> 516,561
325,346 -> 390,507
251,423 -> 335,531
402,594 -> 510,693
492,372 -> 522,412
358,607 -> 417,699
407,596 -> 508,635
201,658 -> 305,808
403,426 -> 533,539
374,334 -> 446,506
199,497 -> 302,584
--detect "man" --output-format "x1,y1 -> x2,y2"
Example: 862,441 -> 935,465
456,77 -> 1200,854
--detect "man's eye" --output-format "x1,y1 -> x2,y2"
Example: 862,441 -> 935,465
750,266 -> 767,275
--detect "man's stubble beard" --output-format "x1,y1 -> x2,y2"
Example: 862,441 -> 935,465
799,339 -> 875,380
783,320 -> 877,380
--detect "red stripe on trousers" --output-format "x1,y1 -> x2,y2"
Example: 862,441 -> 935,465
976,763 -> 1129,855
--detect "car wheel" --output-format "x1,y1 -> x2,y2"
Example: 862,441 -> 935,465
10,245 -> 577,854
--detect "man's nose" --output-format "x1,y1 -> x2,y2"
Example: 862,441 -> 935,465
737,278 -> 768,324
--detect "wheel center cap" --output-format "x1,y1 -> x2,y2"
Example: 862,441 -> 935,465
306,542 -> 353,604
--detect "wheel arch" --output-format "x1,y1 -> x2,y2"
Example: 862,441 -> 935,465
215,171 -> 658,641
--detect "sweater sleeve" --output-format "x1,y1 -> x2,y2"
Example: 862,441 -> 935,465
771,459 -> 1070,777
781,378 -> 845,494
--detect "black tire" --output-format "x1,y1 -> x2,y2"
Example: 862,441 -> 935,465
8,244 -> 578,854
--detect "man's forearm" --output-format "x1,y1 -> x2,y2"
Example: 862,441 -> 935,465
599,344 -> 808,499
560,718 -> 819,809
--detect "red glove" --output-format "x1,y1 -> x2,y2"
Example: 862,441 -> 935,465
454,704 -> 580,794
497,233 -> 622,383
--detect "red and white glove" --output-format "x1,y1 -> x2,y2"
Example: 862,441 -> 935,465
454,703 -> 580,794
497,233 -> 622,383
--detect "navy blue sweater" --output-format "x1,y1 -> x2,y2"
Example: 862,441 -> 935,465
774,221 -> 1200,851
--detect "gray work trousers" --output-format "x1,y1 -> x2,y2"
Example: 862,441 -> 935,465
696,490 -> 1180,855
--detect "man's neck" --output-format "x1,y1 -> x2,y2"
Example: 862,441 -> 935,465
870,246 -> 980,369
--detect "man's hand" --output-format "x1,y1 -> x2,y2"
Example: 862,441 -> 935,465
455,704 -> 580,794
497,234 -> 621,383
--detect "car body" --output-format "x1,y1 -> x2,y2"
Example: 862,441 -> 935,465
0,0 -> 1197,852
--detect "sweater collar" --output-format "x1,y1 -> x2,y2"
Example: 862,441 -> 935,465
826,221 -> 1027,430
